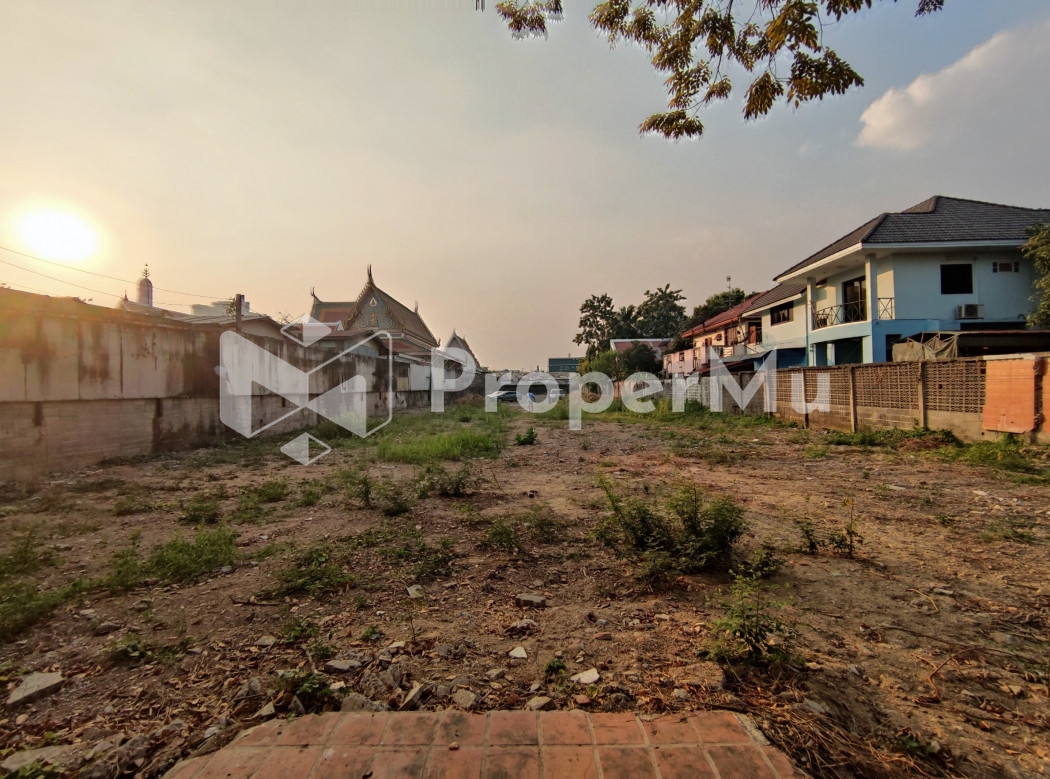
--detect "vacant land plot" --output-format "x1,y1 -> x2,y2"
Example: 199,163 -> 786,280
1,401 -> 1048,778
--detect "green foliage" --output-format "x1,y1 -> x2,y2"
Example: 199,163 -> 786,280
515,427 -> 538,446
281,617 -> 320,644
705,572 -> 789,666
376,429 -> 503,463
0,526 -> 55,579
543,657 -> 567,677
179,492 -> 222,524
297,480 -> 329,507
825,427 -> 959,449
0,578 -> 91,643
498,1 -> 944,140
484,521 -> 530,557
277,669 -> 343,713
107,633 -> 189,666
361,624 -> 383,642
113,496 -> 156,517
1025,223 -> 1050,328
373,480 -> 414,516
595,480 -> 746,585
416,464 -> 478,498
268,543 -> 355,598
794,501 -> 864,558
737,546 -> 784,579
147,526 -> 238,582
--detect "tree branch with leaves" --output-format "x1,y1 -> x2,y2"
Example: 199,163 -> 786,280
497,0 -> 945,139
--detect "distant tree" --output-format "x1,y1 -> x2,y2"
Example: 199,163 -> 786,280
614,304 -> 641,340
580,341 -> 661,380
574,293 -> 617,358
667,287 -> 749,352
497,1 -> 946,140
621,340 -> 663,375
636,284 -> 686,338
1025,224 -> 1050,328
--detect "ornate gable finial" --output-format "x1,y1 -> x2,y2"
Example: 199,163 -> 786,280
142,263 -> 150,279
367,265 -> 373,284
414,300 -> 419,313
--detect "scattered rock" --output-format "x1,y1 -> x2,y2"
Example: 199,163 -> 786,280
525,696 -> 554,711
399,683 -> 425,711
407,585 -> 425,599
255,635 -> 277,648
341,693 -> 389,713
324,659 -> 362,674
387,641 -> 406,654
573,694 -> 592,706
449,741 -> 460,750
452,689 -> 478,710
253,702 -> 276,720
1,745 -> 75,774
92,621 -> 121,636
594,632 -> 612,641
509,646 -> 528,660
6,671 -> 64,708
529,683 -> 542,693
515,593 -> 547,608
673,688 -> 690,700
485,668 -> 507,681
507,619 -> 538,635
803,698 -> 829,716
570,668 -> 600,685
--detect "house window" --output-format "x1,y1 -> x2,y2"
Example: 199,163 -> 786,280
992,261 -> 1020,273
770,302 -> 793,325
941,263 -> 973,294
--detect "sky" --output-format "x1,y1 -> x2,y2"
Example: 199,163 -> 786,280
0,0 -> 1048,370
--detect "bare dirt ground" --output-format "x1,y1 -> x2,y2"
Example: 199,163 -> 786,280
1,403 -> 1049,778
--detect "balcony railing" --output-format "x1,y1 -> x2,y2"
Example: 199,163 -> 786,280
813,298 -> 894,330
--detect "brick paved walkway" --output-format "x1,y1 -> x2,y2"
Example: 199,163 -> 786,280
164,710 -> 800,778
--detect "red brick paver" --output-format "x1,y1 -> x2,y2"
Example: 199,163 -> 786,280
164,710 -> 800,778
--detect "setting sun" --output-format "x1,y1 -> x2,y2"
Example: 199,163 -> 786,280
16,209 -> 99,263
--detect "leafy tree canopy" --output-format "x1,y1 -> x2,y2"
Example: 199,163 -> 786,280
574,285 -> 686,358
580,341 -> 663,379
497,0 -> 946,139
1025,224 -> 1050,329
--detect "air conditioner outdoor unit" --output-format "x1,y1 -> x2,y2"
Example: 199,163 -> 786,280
956,304 -> 984,320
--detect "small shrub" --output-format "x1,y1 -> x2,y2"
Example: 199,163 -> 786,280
416,464 -> 478,498
72,477 -> 126,494
794,518 -> 824,554
113,496 -> 156,517
802,444 -> 828,459
374,480 -> 414,517
148,525 -> 238,582
269,543 -> 354,598
518,505 -> 565,542
484,521 -> 529,557
412,538 -> 458,581
544,657 -> 567,677
636,550 -> 676,591
342,470 -> 374,507
0,526 -> 55,579
107,633 -> 189,666
737,546 -> 783,579
361,624 -> 383,642
281,617 -> 320,644
297,481 -> 326,507
515,427 -> 537,446
705,573 -> 789,666
595,481 -> 747,580
179,492 -> 222,524
827,499 -> 864,558
277,669 -> 343,713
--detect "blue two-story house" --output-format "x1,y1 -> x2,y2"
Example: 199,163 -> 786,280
742,196 -> 1050,366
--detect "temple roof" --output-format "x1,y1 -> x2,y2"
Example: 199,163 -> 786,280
309,267 -> 438,349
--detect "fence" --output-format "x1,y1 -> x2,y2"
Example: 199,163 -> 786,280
677,354 -> 1050,444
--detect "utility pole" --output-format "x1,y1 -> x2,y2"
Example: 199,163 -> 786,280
235,293 -> 244,333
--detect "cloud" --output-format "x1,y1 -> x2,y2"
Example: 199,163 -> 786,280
857,17 -> 1050,151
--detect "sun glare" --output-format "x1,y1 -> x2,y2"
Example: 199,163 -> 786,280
16,209 -> 99,263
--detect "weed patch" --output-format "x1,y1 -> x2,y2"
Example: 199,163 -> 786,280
267,543 -> 355,598
595,480 -> 746,585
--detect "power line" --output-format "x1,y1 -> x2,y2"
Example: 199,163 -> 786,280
0,256 -> 126,299
0,244 -> 225,299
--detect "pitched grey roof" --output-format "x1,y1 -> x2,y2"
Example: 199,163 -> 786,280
741,281 -> 806,315
775,196 -> 1050,281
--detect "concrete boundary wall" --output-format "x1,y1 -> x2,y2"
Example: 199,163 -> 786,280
0,295 -> 484,482
673,354 -> 1050,444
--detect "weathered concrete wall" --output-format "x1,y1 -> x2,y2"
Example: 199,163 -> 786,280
0,291 -> 484,482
